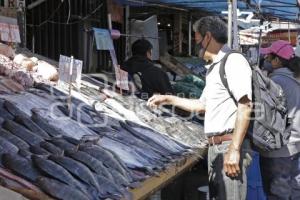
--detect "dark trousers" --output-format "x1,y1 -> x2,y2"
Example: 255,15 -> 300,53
260,153 -> 300,200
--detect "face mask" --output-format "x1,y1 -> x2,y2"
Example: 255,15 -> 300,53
263,60 -> 273,73
197,35 -> 211,65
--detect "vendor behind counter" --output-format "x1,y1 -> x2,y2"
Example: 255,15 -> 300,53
122,39 -> 173,99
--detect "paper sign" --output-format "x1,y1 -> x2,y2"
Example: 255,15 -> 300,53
17,0 -> 25,8
109,49 -> 129,91
93,27 -> 129,90
114,64 -> 129,91
58,55 -> 83,87
93,28 -> 114,50
0,22 -> 20,43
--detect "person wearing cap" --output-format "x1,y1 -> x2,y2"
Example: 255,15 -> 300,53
148,16 -> 253,200
121,39 -> 173,99
260,40 -> 300,199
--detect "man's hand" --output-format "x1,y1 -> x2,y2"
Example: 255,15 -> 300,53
223,95 -> 252,178
224,145 -> 241,178
147,95 -> 171,109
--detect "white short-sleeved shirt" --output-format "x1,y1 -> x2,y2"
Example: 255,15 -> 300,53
199,45 -> 252,136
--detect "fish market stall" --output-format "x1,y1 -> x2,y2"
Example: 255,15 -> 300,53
0,52 -> 208,200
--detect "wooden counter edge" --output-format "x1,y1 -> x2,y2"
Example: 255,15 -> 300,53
130,148 -> 207,200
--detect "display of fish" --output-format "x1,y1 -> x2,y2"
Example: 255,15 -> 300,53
64,149 -> 114,181
97,136 -> 156,174
57,104 -> 95,125
2,153 -> 40,182
14,115 -> 50,139
0,128 -> 30,150
94,174 -> 132,200
79,145 -> 132,180
3,100 -> 31,118
61,135 -> 81,146
31,112 -> 62,137
0,102 -> 14,120
36,177 -> 90,200
31,108 -> 95,139
0,75 -> 206,200
39,141 -> 63,155
120,121 -> 187,155
49,155 -> 101,193
47,138 -> 77,151
29,145 -> 50,155
2,120 -> 44,146
18,149 -> 33,160
98,126 -> 171,161
0,136 -> 19,164
32,155 -> 90,197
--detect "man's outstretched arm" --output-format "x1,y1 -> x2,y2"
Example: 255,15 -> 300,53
147,95 -> 205,114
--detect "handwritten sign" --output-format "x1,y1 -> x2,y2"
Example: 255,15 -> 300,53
58,55 -> 83,87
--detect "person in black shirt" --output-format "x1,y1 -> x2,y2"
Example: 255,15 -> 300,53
122,39 -> 173,99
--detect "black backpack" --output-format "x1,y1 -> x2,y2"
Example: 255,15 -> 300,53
219,51 -> 290,152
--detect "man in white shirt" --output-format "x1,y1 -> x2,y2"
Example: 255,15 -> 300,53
148,16 -> 253,200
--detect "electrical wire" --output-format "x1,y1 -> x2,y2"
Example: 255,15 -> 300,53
47,3 -> 103,25
27,1 -> 64,27
246,0 -> 299,22
244,0 -> 269,21
27,2 -> 103,27
67,0 -> 71,24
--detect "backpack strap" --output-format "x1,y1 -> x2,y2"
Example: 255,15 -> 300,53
219,50 -> 242,104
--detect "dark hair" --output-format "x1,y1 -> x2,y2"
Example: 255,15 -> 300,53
270,53 -> 290,67
193,16 -> 228,44
132,39 -> 153,56
288,56 -> 300,78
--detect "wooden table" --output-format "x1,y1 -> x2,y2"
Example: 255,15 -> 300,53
130,148 -> 207,200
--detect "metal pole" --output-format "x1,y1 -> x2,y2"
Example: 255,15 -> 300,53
108,13 -> 112,30
288,21 -> 291,43
17,1 -> 26,48
125,5 -> 130,59
228,0 -> 233,48
188,15 -> 192,56
68,56 -> 74,112
257,19 -> 263,66
177,14 -> 183,54
32,32 -> 35,53
232,0 -> 239,50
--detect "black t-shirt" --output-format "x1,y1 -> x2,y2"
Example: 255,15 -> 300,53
122,55 -> 173,98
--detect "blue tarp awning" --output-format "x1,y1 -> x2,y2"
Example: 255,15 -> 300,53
116,0 -> 300,21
